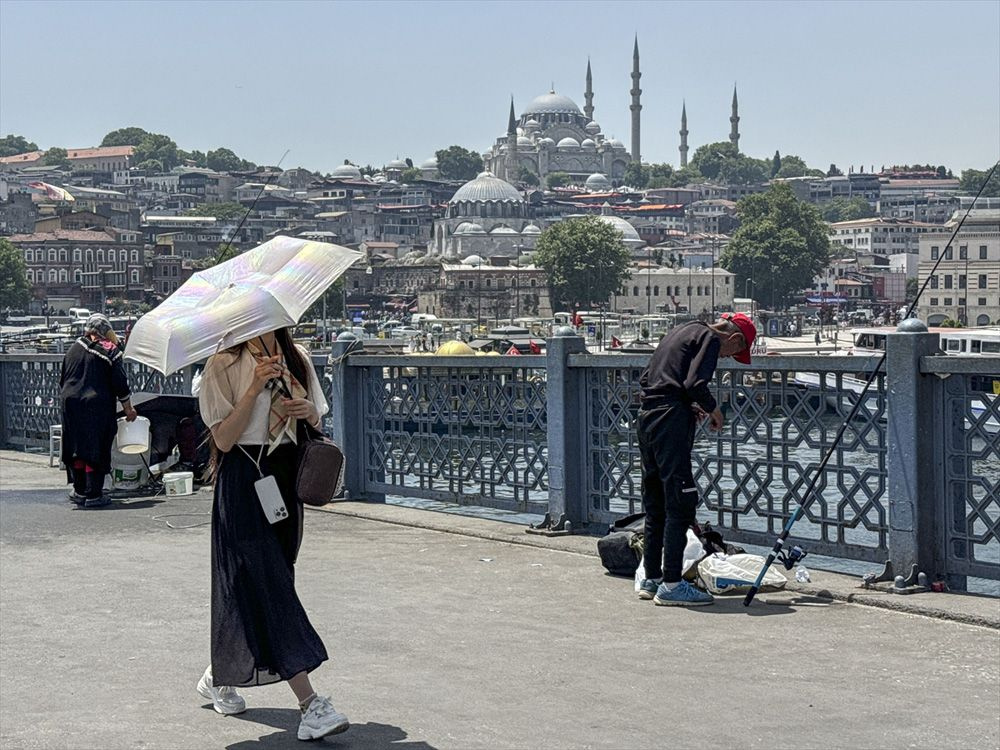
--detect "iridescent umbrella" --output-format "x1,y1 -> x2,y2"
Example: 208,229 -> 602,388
125,235 -> 361,374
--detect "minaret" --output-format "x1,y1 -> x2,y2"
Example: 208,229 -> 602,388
506,96 -> 518,181
630,36 -> 642,162
729,84 -> 740,150
584,58 -> 594,121
679,101 -> 689,168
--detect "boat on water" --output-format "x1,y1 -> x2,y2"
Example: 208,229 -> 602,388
793,326 -> 1000,433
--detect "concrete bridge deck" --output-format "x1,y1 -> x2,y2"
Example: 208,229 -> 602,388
1,451 -> 998,750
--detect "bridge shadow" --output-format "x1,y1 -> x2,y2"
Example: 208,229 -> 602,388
221,707 -> 438,749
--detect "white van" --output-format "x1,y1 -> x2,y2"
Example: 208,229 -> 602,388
68,307 -> 92,321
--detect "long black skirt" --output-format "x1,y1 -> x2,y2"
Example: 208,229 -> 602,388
211,443 -> 328,687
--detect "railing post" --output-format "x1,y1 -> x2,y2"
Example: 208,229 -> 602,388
0,359 -> 8,448
327,335 -> 382,503
886,320 -> 942,581
545,327 -> 588,531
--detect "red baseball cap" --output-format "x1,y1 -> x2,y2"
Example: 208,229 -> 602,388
723,313 -> 756,364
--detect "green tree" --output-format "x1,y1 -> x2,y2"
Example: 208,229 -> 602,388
43,147 -> 70,168
821,196 -> 875,222
518,167 -> 539,186
434,145 -> 484,181
136,159 -> 164,172
532,216 -> 631,310
718,155 -> 770,185
404,157 -> 413,168
689,141 -> 740,180
186,202 -> 247,221
546,171 -> 571,189
400,167 -> 423,183
0,134 -> 39,157
958,166 -> 1000,197
776,154 -> 824,178
134,133 -> 179,170
206,147 -> 248,172
623,162 -> 649,188
771,150 -> 782,178
0,238 -> 32,310
827,163 -> 843,177
100,127 -> 152,147
646,162 -> 675,189
720,183 -> 830,310
664,165 -> 703,187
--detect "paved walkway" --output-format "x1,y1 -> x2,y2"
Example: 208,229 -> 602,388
1,451 -> 998,750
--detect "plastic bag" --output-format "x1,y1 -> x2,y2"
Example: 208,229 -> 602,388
697,553 -> 787,595
634,529 -> 705,590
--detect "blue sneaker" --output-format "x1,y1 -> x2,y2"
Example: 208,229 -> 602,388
653,580 -> 714,607
638,579 -> 660,600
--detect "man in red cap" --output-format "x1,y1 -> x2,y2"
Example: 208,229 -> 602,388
635,313 -> 755,606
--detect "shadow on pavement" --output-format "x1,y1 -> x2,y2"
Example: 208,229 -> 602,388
686,594 -> 839,616
222,708 -> 438,749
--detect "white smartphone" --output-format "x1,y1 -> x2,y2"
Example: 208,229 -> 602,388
254,475 -> 289,524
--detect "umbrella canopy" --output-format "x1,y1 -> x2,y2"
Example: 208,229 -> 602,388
125,235 -> 361,374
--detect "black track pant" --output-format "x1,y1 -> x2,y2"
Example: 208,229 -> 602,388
638,401 -> 698,583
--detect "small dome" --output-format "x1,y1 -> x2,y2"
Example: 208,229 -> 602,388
580,138 -> 597,150
557,137 -> 580,150
524,119 -> 541,131
585,121 -> 601,135
454,222 -> 486,235
607,138 -> 625,149
330,163 -> 362,179
597,215 -> 641,243
537,137 -> 555,148
386,159 -> 407,170
523,91 -> 583,116
490,225 -> 519,235
585,173 -> 612,191
521,224 -> 542,235
516,136 -> 533,147
450,171 -> 523,204
419,157 -> 438,169
435,340 -> 475,356
462,254 -> 486,266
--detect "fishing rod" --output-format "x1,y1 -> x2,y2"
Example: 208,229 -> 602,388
743,160 -> 999,607
213,148 -> 291,266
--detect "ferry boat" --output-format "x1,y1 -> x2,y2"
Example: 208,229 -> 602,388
793,326 -> 999,433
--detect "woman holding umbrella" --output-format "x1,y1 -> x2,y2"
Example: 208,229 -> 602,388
196,326 -> 349,741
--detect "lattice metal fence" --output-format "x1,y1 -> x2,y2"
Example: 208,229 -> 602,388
0,356 -> 188,448
936,366 -> 1000,581
581,356 -> 888,561
354,356 -> 549,513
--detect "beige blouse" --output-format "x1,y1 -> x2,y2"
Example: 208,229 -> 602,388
198,344 -> 329,445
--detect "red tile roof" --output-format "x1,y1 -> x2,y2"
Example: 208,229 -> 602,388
66,146 -> 134,160
8,229 -> 117,243
0,150 -> 44,164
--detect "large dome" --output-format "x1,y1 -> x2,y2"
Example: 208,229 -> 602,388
585,173 -> 612,191
557,137 -> 580,150
598,215 -> 641,243
450,171 -> 523,204
331,163 -> 362,179
523,91 -> 583,116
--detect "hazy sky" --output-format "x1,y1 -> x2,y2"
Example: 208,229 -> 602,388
1,0 -> 998,175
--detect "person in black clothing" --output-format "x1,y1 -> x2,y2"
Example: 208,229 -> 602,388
60,314 -> 138,508
636,314 -> 756,606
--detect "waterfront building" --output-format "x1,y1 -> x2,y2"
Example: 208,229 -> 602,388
917,206 -> 1000,326
616,266 -> 735,316
829,217 -> 942,257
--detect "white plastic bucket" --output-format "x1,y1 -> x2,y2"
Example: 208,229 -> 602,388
116,416 -> 150,455
111,437 -> 149,490
163,471 -> 194,496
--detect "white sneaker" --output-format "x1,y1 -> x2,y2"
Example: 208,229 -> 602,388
297,695 -> 350,741
197,665 -> 247,715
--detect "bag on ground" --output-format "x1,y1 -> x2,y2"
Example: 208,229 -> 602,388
598,531 -> 642,577
697,553 -> 787,594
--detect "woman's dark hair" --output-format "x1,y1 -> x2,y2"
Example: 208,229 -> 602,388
273,328 -> 309,394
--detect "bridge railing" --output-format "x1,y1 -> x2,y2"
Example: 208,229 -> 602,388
3,331 -> 997,589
